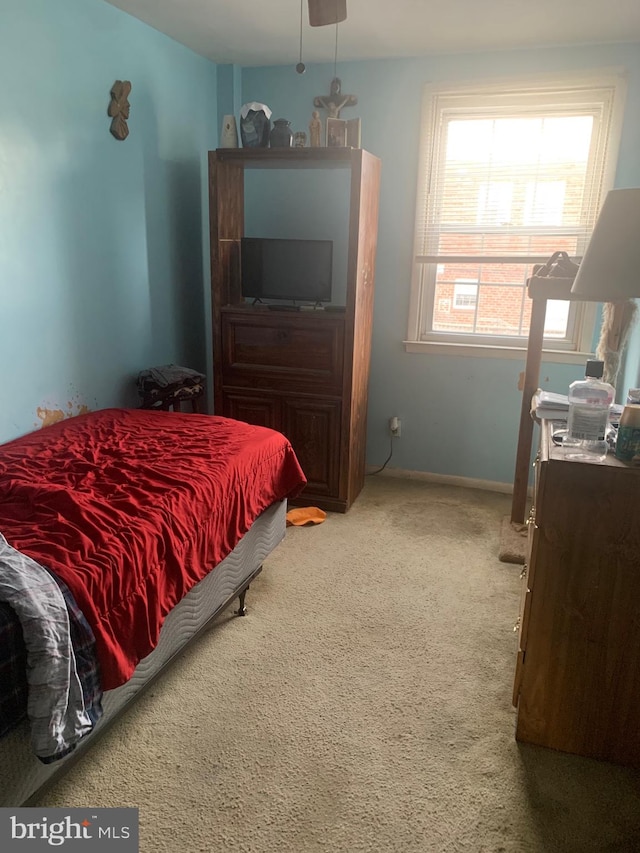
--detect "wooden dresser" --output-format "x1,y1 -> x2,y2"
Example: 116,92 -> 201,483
513,420 -> 640,766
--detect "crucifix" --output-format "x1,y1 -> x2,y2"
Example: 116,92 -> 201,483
313,77 -> 357,118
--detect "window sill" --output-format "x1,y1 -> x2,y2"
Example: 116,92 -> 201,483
404,340 -> 594,364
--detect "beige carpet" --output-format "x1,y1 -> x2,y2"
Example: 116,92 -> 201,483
34,476 -> 640,852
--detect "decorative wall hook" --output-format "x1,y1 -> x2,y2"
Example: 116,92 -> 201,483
108,80 -> 132,141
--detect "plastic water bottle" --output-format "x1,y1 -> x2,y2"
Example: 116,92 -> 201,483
564,360 -> 615,462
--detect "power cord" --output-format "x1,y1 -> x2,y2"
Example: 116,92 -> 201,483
368,437 -> 393,475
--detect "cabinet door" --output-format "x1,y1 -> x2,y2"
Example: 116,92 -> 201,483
281,398 -> 341,497
221,312 -> 345,395
223,391 -> 280,431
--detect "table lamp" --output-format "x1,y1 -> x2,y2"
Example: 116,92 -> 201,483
502,187 -> 640,562
570,188 -> 640,301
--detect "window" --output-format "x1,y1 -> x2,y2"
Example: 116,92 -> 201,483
407,72 -> 627,354
453,281 -> 478,310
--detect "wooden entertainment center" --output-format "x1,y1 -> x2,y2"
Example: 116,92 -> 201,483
208,148 -> 381,512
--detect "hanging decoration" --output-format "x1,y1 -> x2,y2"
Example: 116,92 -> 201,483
296,0 -> 306,73
108,80 -> 131,141
596,300 -> 638,387
297,0 -> 348,73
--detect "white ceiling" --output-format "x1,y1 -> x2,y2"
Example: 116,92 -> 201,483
104,0 -> 640,67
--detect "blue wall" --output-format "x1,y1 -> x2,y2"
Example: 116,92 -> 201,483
0,0 -> 217,441
242,45 -> 640,485
2,2 -> 639,488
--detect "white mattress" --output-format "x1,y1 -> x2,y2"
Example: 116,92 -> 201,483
0,499 -> 287,807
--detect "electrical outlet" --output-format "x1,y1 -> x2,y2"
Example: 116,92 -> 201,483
389,416 -> 401,437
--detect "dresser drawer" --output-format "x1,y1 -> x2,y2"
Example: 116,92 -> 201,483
221,311 -> 345,394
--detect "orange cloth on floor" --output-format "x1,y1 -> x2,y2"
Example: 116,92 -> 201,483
286,507 -> 327,526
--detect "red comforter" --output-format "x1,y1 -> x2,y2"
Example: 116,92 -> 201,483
0,409 -> 306,690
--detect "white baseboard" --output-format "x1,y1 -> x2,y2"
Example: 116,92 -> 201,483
366,464 -> 522,496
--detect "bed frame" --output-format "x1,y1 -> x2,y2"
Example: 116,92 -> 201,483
0,499 -> 287,807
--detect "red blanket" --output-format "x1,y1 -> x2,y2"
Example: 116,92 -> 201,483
0,409 -> 306,689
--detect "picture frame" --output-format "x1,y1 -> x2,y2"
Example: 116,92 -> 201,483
346,117 -> 361,149
326,117 -> 347,148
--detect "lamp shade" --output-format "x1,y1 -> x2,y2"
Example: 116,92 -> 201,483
571,187 -> 640,300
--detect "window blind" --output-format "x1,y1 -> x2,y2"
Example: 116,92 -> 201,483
415,85 -> 619,265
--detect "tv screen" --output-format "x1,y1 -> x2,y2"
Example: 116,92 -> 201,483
241,237 -> 333,304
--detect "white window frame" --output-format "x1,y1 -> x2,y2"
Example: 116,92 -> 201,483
406,70 -> 627,361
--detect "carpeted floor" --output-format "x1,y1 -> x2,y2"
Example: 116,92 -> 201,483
33,476 -> 640,852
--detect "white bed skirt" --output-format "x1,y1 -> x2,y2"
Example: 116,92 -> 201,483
0,499 -> 287,807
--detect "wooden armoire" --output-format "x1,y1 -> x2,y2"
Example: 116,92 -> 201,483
208,147 -> 381,512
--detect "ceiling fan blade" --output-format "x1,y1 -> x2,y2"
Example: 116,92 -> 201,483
308,0 -> 347,27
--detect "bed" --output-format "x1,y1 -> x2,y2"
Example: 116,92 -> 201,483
0,408 -> 306,806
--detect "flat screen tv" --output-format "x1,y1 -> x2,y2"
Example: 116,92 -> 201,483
240,237 -> 333,304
